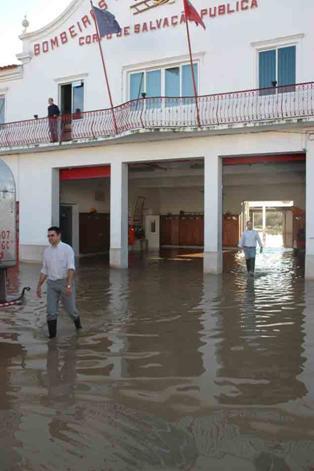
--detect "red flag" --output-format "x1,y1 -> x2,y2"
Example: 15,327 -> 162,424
183,0 -> 206,29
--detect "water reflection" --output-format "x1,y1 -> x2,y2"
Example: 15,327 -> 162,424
1,249 -> 314,469
0,332 -> 25,469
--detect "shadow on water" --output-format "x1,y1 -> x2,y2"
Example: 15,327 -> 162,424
1,248 -> 314,469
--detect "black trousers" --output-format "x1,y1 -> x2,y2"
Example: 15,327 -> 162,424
245,257 -> 255,272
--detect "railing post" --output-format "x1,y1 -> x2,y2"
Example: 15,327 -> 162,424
216,95 -> 220,125
140,93 -> 146,129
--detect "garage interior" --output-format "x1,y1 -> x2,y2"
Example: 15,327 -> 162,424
58,154 -> 305,258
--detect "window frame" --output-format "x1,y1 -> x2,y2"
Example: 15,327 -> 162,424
128,62 -> 199,101
258,45 -> 296,90
0,95 -> 5,124
58,80 -> 85,115
252,34 -> 303,91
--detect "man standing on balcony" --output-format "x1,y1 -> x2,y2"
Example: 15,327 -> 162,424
36,226 -> 82,339
239,221 -> 263,275
47,98 -> 60,142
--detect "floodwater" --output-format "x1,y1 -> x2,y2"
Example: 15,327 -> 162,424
1,248 -> 314,470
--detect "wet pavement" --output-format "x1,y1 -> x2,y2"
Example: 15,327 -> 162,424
1,248 -> 314,470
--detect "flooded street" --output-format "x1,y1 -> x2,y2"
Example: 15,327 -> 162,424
1,249 -> 314,470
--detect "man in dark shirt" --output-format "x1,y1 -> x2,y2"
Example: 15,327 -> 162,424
48,98 -> 60,142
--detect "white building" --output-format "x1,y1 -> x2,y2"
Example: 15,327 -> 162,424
0,0 -> 313,276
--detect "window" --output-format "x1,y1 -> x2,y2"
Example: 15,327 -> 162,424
60,81 -> 84,115
0,96 -> 5,124
129,63 -> 198,106
259,46 -> 296,93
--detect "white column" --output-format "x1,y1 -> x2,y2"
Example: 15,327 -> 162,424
110,161 -> 128,268
204,154 -> 223,274
51,168 -> 60,226
305,139 -> 314,279
262,204 -> 266,246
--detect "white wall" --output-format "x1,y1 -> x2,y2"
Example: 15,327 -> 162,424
223,183 -> 305,214
159,187 -> 203,214
60,178 -> 110,212
0,0 -> 314,123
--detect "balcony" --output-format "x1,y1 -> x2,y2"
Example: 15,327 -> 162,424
1,82 -> 314,152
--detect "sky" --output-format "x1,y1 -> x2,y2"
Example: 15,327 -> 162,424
0,0 -> 72,66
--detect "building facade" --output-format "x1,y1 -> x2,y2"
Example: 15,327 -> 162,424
0,0 -> 314,276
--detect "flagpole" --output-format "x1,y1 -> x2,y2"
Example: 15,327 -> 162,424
90,1 -> 118,134
184,16 -> 201,128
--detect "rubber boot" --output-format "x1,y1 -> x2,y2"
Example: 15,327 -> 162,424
245,258 -> 251,273
47,319 -> 57,339
74,316 -> 82,330
251,257 -> 255,273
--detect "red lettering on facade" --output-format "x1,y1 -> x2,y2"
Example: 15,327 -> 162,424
60,32 -> 68,44
200,9 -> 208,18
98,0 -> 107,8
42,41 -> 49,53
50,37 -> 59,49
34,44 -> 40,56
180,13 -> 186,24
81,15 -> 91,28
32,1 -> 260,53
69,25 -> 77,38
218,5 -> 226,15
171,15 -> 178,26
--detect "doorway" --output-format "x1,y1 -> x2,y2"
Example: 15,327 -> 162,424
241,201 -> 294,248
59,203 -> 79,254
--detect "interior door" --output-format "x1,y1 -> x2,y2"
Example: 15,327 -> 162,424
60,205 -> 73,246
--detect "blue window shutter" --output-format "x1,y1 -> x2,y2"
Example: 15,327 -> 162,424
130,72 -> 144,100
278,46 -> 296,86
146,70 -> 161,97
182,64 -> 198,96
165,67 -> 180,97
259,50 -> 276,89
0,97 -> 4,124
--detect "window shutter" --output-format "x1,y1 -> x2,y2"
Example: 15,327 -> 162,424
130,72 -> 144,100
259,50 -> 276,89
146,70 -> 161,97
182,64 -> 198,96
0,97 -> 4,124
278,46 -> 296,87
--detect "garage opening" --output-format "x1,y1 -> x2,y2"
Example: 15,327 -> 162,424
222,153 -> 305,271
59,166 -> 110,256
128,159 -> 204,258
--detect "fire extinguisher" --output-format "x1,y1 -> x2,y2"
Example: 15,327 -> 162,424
128,225 -> 135,245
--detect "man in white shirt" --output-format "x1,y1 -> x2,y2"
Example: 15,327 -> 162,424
36,226 -> 81,339
239,221 -> 263,275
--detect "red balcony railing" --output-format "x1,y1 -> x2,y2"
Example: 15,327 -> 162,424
1,82 -> 314,151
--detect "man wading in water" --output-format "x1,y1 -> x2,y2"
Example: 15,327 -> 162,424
36,226 -> 82,338
239,221 -> 263,276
